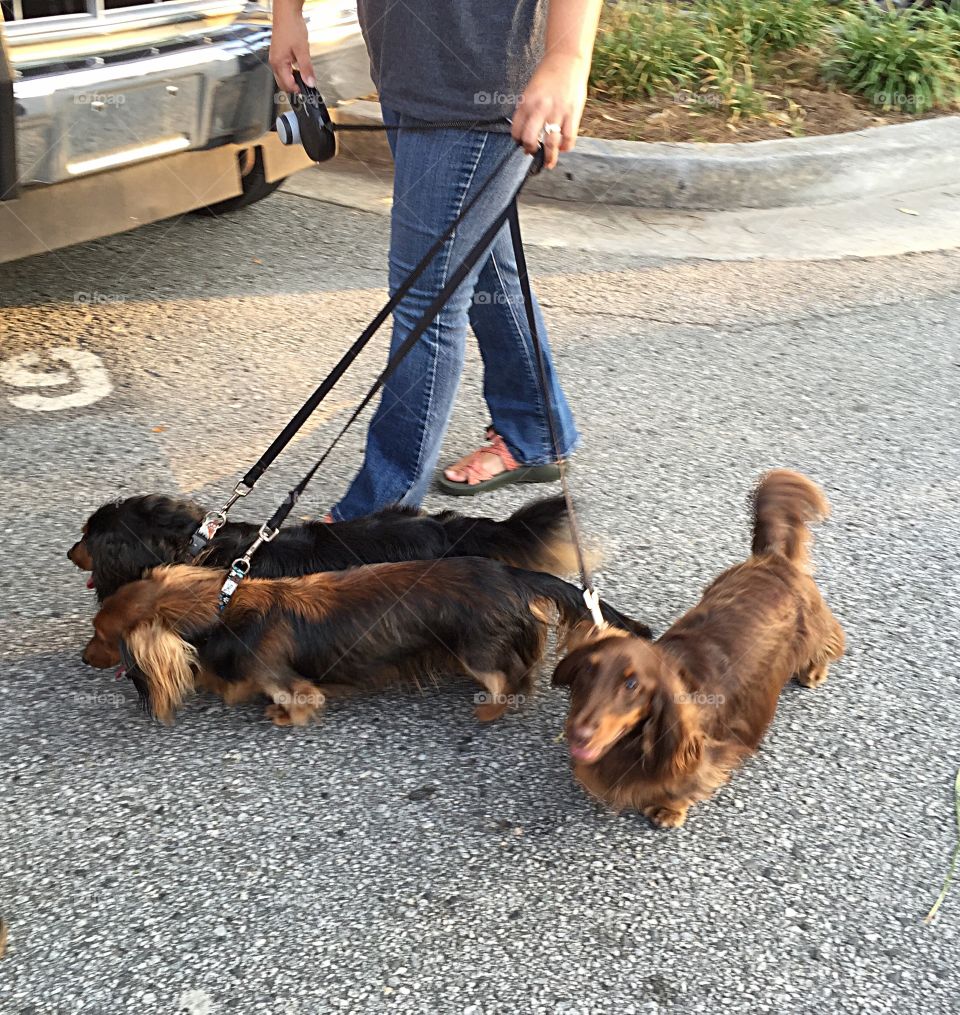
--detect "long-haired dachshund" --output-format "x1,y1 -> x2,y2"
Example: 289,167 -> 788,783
552,470 -> 845,828
82,558 -> 652,726
68,494 -> 581,601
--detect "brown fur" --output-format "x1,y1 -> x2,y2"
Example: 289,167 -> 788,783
82,558 -> 648,727
124,620 -> 198,725
552,470 -> 845,828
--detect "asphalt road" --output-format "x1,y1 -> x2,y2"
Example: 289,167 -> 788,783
1,176 -> 959,1015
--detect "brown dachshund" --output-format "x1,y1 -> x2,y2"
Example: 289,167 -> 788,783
552,470 -> 845,828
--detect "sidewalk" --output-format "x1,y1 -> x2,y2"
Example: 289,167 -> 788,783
284,160 -> 960,262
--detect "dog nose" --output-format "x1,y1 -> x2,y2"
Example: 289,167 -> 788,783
570,722 -> 597,745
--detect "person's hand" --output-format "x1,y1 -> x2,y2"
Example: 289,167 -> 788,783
269,1 -> 316,93
512,53 -> 589,169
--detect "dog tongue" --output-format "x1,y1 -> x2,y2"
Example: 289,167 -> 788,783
86,578 -> 95,589
570,743 -> 602,764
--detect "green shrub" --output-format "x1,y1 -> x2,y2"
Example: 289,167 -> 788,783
590,3 -> 702,99
589,0 -> 960,123
694,0 -> 828,55
590,0 -> 832,114
691,20 -> 769,118
824,4 -> 960,112
938,1 -> 960,60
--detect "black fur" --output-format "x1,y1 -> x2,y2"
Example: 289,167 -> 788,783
76,493 -> 576,601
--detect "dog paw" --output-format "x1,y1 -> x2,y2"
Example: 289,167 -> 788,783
474,700 -> 508,723
265,704 -> 293,726
796,663 -> 829,688
644,805 -> 688,829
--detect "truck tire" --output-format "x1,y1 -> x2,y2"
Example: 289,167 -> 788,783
195,147 -> 284,215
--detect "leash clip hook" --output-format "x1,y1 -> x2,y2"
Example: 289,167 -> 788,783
218,555 -> 250,613
190,480 -> 254,558
583,587 -> 606,631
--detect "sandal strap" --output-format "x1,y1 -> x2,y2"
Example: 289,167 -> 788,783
454,430 -> 520,486
485,432 -> 520,470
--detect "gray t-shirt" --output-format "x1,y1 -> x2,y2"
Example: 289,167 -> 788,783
356,0 -> 548,127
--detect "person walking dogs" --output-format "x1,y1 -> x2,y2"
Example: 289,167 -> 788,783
269,1 -> 601,519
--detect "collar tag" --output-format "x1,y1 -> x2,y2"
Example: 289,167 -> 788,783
217,558 -> 250,613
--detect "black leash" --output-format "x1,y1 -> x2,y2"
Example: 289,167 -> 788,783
189,141 -> 521,559
507,201 -> 605,629
216,146 -> 545,609
218,141 -> 605,627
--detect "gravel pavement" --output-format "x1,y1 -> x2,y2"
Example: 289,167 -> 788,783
1,183 -> 959,1015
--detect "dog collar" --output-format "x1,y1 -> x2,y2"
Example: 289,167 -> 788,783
217,558 -> 249,613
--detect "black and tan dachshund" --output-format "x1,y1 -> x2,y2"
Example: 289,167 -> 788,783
69,493 -> 583,600
82,558 -> 652,726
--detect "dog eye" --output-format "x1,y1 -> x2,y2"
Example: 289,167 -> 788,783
624,677 -> 638,691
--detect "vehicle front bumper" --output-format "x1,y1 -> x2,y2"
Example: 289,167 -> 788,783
0,1 -> 373,261
6,1 -> 371,188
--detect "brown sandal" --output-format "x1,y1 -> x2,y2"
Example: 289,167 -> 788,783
436,428 -> 562,497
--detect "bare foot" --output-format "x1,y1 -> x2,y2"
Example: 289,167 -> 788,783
444,429 -> 517,486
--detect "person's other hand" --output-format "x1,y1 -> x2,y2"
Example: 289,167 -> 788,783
513,53 -> 589,169
269,1 -> 316,93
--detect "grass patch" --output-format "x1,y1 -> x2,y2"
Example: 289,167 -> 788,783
589,0 -> 960,128
589,2 -> 703,100
925,768 -> 960,924
704,0 -> 828,55
824,3 -> 960,113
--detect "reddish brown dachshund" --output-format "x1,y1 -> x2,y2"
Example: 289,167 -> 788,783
553,470 -> 845,828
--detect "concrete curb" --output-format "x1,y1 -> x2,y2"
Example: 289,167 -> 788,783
331,102 -> 960,210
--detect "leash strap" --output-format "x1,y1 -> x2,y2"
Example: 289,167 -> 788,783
331,120 -> 508,134
507,201 -> 606,630
190,141 -> 522,559
220,144 -> 599,624
217,147 -> 545,610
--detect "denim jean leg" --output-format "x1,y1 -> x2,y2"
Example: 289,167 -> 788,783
331,117 -> 533,519
469,235 -> 580,466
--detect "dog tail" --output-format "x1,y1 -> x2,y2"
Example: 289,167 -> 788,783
441,495 -> 586,576
751,469 -> 830,570
507,567 -> 652,643
123,619 -> 198,724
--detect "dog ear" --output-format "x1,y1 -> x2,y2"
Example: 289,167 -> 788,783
89,531 -> 155,601
552,645 -> 591,688
643,675 -> 704,777
124,618 -> 198,724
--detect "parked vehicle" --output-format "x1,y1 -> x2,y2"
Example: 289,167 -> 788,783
0,0 -> 372,263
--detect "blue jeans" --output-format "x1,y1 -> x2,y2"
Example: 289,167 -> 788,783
331,107 -> 579,521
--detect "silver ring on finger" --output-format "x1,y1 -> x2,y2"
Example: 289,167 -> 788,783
544,122 -> 562,137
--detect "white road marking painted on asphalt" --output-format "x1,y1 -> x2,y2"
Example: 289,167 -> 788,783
0,352 -> 72,388
176,989 -> 214,1015
0,347 -> 112,412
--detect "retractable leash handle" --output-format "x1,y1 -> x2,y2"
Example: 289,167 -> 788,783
275,71 -> 506,160
275,71 -> 338,163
